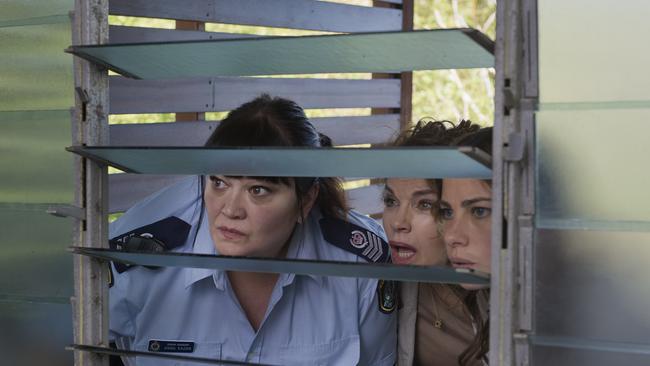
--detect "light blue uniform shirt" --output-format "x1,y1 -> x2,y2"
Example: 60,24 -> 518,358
110,176 -> 396,365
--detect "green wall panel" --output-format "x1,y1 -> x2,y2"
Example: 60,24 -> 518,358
536,108 -> 650,226
0,205 -> 73,299
0,110 -> 73,203
0,301 -> 72,366
0,20 -> 73,111
0,0 -> 73,23
539,0 -> 650,106
535,229 -> 650,343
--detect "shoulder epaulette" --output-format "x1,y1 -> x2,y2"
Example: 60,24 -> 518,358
319,217 -> 390,263
109,216 -> 191,273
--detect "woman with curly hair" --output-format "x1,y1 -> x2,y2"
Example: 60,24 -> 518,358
383,120 -> 490,366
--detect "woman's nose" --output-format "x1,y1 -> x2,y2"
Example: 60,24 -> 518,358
444,217 -> 468,248
391,207 -> 411,233
221,190 -> 246,219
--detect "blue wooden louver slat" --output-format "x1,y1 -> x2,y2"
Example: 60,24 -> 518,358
71,247 -> 490,285
66,29 -> 494,79
66,146 -> 492,178
69,344 -> 273,366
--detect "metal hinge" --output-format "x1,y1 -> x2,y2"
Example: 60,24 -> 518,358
514,332 -> 530,366
505,132 -> 525,162
518,214 -> 534,331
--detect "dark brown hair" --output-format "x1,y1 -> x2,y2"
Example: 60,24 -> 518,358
205,94 -> 347,219
392,119 -> 482,193
452,127 -> 493,366
458,289 -> 490,366
393,119 -> 480,147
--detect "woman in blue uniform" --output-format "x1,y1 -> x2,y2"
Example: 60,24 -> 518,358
109,95 -> 396,365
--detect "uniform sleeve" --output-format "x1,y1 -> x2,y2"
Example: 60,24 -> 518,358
109,265 -> 138,366
109,264 -> 135,342
357,278 -> 397,366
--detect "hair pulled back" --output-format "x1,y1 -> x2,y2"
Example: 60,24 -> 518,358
205,94 -> 347,219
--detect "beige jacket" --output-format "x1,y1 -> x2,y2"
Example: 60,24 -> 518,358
397,282 -> 419,366
397,283 -> 487,366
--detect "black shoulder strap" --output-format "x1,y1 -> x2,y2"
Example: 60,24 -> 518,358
319,217 -> 390,263
109,216 -> 191,273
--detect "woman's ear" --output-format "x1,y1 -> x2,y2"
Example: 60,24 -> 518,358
298,184 -> 320,223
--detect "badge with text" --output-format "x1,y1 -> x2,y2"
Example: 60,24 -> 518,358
148,340 -> 195,353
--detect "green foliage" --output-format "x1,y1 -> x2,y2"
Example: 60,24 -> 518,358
413,0 -> 496,126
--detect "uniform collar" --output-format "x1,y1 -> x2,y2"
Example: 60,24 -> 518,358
278,218 -> 324,287
184,209 -> 222,289
184,209 -> 324,289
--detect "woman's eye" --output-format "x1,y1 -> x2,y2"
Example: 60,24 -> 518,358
438,207 -> 453,220
382,195 -> 397,207
471,207 -> 492,218
416,200 -> 434,210
209,176 -> 226,189
249,186 -> 271,196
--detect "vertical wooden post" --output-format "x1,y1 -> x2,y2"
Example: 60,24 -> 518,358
72,1 -> 109,365
399,0 -> 414,130
372,0 -> 414,132
491,0 -> 538,364
176,20 -> 207,122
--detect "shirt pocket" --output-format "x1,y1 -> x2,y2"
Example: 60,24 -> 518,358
133,341 -> 222,366
276,336 -> 360,366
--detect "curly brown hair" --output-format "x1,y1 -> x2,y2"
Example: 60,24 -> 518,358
393,119 -> 480,147
392,119 -> 482,194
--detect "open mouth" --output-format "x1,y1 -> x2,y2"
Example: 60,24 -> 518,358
389,241 -> 417,264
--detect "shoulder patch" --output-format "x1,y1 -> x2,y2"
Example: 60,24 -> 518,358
109,216 -> 191,273
319,217 -> 390,263
376,280 -> 398,314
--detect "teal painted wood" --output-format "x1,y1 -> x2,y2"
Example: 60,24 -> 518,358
109,0 -> 402,32
109,115 -> 399,146
67,146 -> 492,178
68,29 -> 494,79
69,344 -> 273,366
109,25 -> 259,43
109,76 -> 401,113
